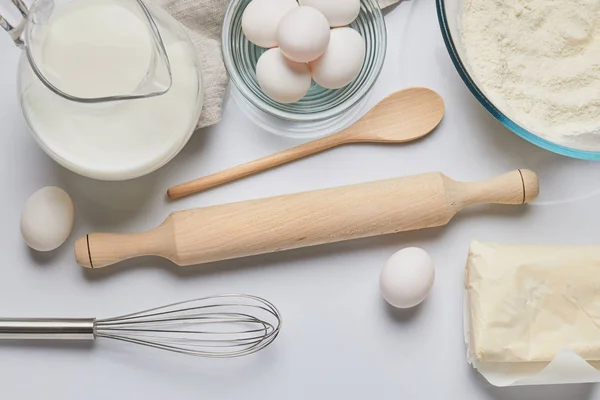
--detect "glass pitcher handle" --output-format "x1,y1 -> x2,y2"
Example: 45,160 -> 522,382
0,0 -> 29,48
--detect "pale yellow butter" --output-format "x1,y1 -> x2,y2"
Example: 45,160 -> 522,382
466,241 -> 600,363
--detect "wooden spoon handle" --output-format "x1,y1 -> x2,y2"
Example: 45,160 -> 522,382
167,133 -> 347,200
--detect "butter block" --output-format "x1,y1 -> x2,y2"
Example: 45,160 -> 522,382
466,241 -> 600,363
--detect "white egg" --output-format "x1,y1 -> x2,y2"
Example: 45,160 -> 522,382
299,0 -> 360,27
242,0 -> 298,48
256,48 -> 312,103
380,247 -> 435,309
20,187 -> 74,252
309,27 -> 365,89
276,6 -> 331,63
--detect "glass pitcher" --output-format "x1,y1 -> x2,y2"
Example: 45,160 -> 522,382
1,0 -> 203,180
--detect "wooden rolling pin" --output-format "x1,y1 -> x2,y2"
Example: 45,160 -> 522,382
75,169 -> 539,269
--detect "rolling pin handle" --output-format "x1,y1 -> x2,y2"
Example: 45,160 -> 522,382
453,169 -> 539,207
75,223 -> 175,269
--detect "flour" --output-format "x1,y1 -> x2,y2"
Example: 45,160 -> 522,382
461,0 -> 600,150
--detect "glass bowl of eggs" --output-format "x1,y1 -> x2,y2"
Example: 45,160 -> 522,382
222,0 -> 386,138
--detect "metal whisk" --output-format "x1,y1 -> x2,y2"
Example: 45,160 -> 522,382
0,294 -> 281,358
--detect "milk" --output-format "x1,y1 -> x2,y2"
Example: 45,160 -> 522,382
20,0 -> 202,179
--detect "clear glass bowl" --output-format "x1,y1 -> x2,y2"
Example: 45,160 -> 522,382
437,0 -> 600,160
222,0 -> 387,138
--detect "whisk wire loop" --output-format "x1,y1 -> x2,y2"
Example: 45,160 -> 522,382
93,294 -> 281,358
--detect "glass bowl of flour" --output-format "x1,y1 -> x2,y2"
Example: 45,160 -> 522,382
437,0 -> 600,159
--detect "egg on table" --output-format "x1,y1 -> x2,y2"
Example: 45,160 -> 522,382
20,186 -> 75,252
242,0 -> 298,48
309,27 -> 365,89
299,0 -> 360,27
276,6 -> 331,63
256,47 -> 312,103
380,247 -> 435,309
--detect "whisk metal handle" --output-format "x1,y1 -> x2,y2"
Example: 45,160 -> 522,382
0,318 -> 95,340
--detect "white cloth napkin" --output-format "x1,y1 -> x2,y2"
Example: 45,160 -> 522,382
151,0 -> 400,129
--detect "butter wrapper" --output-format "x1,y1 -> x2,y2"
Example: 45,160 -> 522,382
464,293 -> 600,386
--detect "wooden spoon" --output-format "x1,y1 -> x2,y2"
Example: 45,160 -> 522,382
167,87 -> 444,200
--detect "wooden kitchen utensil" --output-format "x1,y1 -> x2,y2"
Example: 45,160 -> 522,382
167,87 -> 445,200
76,169 -> 538,269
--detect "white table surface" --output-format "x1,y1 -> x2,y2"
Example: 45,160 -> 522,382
2,0 -> 600,399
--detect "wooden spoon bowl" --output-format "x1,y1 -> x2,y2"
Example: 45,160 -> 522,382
346,87 -> 444,143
